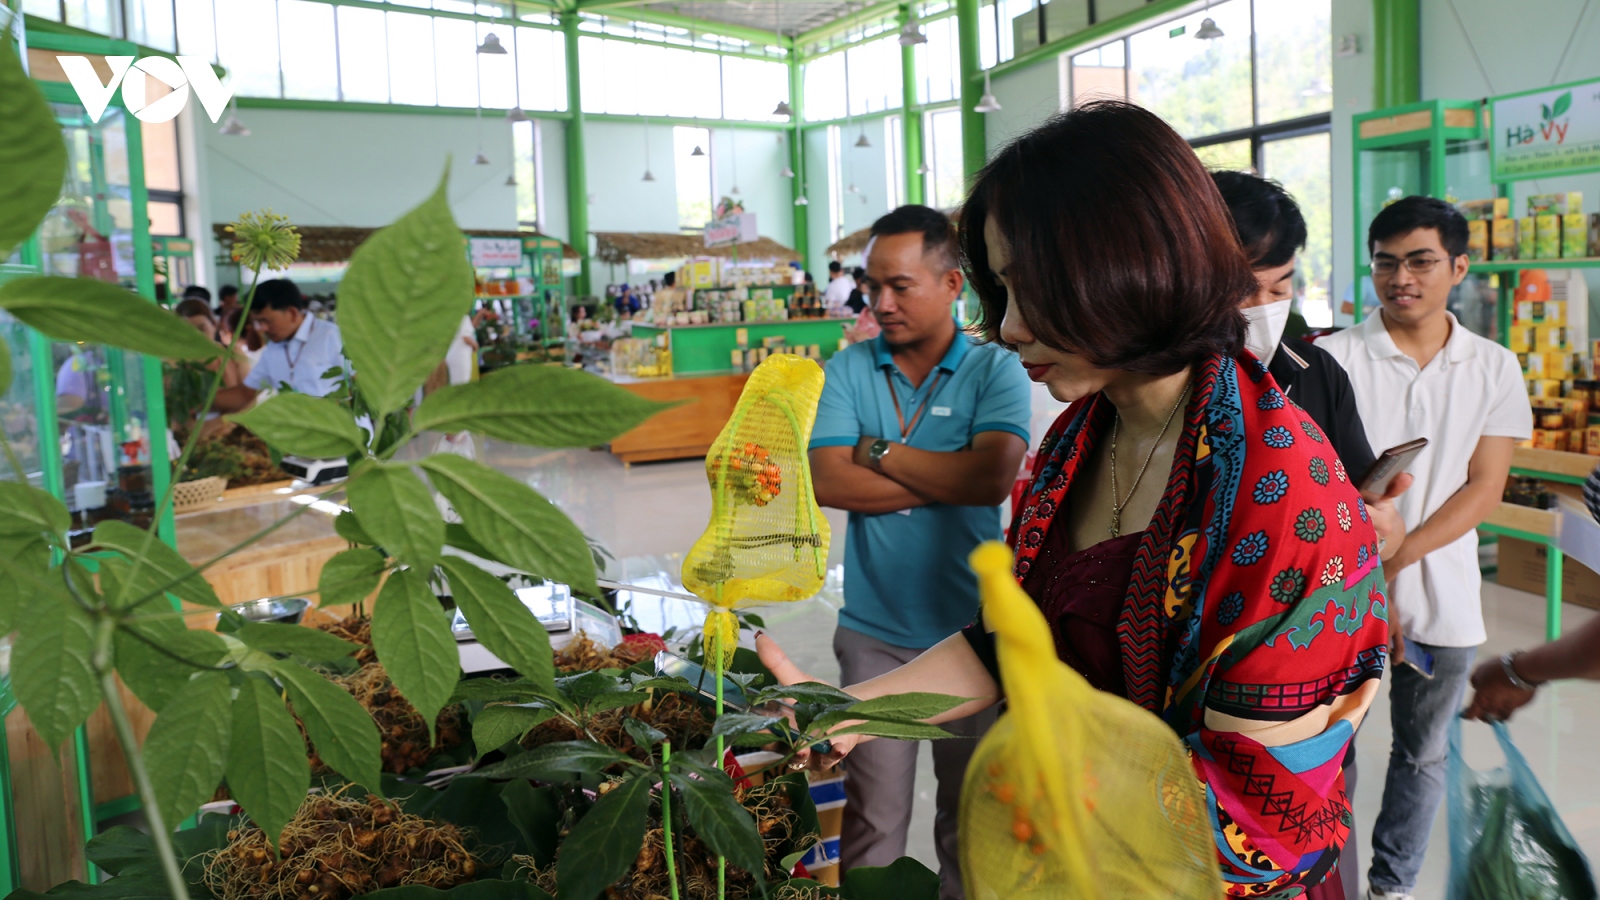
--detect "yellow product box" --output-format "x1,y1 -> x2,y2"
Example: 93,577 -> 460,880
1540,411 -> 1567,429
1563,395 -> 1591,427
1495,196 -> 1512,218
1524,352 -> 1547,378
1466,219 -> 1488,261
1549,352 -> 1575,379
1565,213 -> 1590,257
1510,325 -> 1535,353
1492,217 -> 1518,259
1533,379 -> 1564,397
1535,324 -> 1569,351
1530,192 -> 1582,215
1459,199 -> 1497,220
1519,217 -> 1537,259
1588,426 -> 1600,455
1536,215 -> 1562,258
1532,429 -> 1560,450
735,327 -> 749,349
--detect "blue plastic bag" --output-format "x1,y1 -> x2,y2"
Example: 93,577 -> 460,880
1447,718 -> 1597,900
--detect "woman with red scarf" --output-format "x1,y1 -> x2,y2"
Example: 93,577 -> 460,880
758,101 -> 1388,899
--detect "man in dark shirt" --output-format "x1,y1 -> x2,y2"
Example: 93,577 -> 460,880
1214,169 -> 1410,900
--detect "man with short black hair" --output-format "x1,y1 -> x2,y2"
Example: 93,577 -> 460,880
822,259 -> 855,313
808,205 -> 1030,899
213,278 -> 348,411
1320,197 -> 1532,900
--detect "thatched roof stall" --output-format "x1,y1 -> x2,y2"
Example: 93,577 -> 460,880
592,232 -> 798,265
824,207 -> 962,260
212,225 -> 578,263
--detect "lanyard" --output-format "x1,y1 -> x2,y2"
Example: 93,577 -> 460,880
885,368 -> 944,443
285,318 -> 314,380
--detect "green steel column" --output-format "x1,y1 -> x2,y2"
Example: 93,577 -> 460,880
562,11 -> 591,298
1372,0 -> 1420,109
788,49 -> 809,262
956,0 -> 986,183
900,5 -> 925,206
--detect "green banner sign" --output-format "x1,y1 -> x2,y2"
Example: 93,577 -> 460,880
1491,77 -> 1600,181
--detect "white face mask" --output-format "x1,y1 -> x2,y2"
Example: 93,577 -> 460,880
1242,298 -> 1293,363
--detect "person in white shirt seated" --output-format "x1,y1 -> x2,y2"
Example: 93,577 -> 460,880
213,278 -> 349,412
821,260 -> 855,313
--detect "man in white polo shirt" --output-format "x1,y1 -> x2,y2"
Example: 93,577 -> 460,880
1320,196 -> 1532,900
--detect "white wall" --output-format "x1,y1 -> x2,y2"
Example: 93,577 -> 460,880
985,56 -> 1064,156
1331,0 -> 1374,324
584,120 -> 681,235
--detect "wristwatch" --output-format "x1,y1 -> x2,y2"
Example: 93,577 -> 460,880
1500,652 -> 1542,692
867,438 -> 893,470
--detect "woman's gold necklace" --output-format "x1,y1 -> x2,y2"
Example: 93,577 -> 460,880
1107,384 -> 1190,538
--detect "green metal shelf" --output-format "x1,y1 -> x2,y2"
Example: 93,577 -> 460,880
1470,257 -> 1600,273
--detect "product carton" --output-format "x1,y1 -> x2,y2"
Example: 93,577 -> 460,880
1591,214 -> 1600,257
1535,324 -> 1569,351
1519,217 -> 1537,259
1493,217 -> 1518,259
1510,326 -> 1534,353
1533,429 -> 1563,450
1566,213 -> 1590,257
1459,199 -> 1497,220
1530,192 -> 1583,216
1495,197 -> 1511,219
1533,379 -> 1564,397
1548,353 -> 1574,379
1467,220 -> 1488,261
1524,352 -> 1547,378
1587,425 -> 1600,455
1536,215 -> 1562,258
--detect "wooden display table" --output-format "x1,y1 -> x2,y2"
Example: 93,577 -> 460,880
608,371 -> 750,464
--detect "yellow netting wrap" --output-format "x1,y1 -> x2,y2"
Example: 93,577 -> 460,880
683,354 -> 831,667
960,542 -> 1221,900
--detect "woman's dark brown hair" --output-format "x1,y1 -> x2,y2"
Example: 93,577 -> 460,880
961,100 -> 1257,375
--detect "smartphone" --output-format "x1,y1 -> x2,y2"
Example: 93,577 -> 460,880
654,651 -> 753,711
1400,635 -> 1435,678
1359,438 -> 1429,495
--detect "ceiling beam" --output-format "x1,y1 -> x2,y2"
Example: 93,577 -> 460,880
572,1 -> 784,45
795,0 -> 901,48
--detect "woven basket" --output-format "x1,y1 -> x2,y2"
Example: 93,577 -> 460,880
173,476 -> 228,511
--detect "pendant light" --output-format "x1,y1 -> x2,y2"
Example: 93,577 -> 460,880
506,107 -> 530,122
691,144 -> 705,157
219,96 -> 251,136
1195,0 -> 1223,39
642,117 -> 656,182
770,3 -> 793,117
477,32 -> 508,54
773,100 -> 794,117
730,137 -> 740,195
795,195 -> 809,206
855,129 -> 871,148
780,163 -> 795,178
505,173 -> 517,186
473,105 -> 489,164
898,4 -> 927,46
974,72 -> 1002,113
916,162 -> 930,175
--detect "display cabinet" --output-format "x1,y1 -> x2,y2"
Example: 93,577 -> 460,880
152,235 -> 196,304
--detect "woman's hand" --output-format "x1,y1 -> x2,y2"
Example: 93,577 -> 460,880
754,632 -> 861,771
1361,472 -> 1412,562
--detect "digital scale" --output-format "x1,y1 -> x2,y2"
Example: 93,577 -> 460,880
451,581 -> 623,673
279,455 -> 350,485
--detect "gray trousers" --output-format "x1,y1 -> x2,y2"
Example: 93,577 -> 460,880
833,625 -> 996,900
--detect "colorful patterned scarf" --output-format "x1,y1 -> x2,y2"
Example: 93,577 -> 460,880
1009,352 -> 1390,897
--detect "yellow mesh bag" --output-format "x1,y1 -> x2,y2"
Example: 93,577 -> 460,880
683,354 -> 831,666
960,542 -> 1220,900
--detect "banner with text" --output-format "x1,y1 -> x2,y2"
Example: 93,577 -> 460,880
1492,78 -> 1600,181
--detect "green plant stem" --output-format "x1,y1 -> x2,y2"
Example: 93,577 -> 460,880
123,496 -> 318,613
660,742 -> 681,900
90,615 -> 191,900
714,626 -> 726,900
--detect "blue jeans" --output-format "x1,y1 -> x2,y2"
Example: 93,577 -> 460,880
1366,642 -> 1478,894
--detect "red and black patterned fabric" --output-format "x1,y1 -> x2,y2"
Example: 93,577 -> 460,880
1008,352 -> 1390,897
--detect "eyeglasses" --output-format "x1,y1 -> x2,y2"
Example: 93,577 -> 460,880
1371,256 -> 1445,276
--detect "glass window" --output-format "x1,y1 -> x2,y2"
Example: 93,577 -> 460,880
174,0 -> 216,62
577,36 -> 610,113
1261,132 -> 1332,327
22,0 -> 59,21
477,22 -> 517,109
279,0 -> 339,101
721,55 -> 788,122
140,79 -> 181,192
148,201 -> 183,236
827,124 -> 844,240
886,115 -> 904,209
127,0 -> 176,53
846,37 -> 901,116
675,126 -> 712,230
434,16 -> 479,107
1071,41 -> 1126,104
803,52 -> 846,122
915,16 -> 959,105
925,108 -> 962,210
216,0 -> 281,99
63,0 -> 119,36
1194,140 -> 1251,171
516,26 -> 566,112
338,6 -> 390,103
1127,0 -> 1252,139
1253,0 -> 1333,123
387,11 -> 437,106
513,119 -> 537,226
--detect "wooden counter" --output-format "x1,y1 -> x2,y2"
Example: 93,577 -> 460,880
609,371 -> 750,464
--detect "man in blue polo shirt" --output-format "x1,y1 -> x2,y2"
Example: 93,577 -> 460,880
809,205 -> 1030,898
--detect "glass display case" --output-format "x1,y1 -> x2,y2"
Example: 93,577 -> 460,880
152,235 -> 196,304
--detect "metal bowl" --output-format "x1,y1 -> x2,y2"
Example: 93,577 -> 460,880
227,597 -> 311,625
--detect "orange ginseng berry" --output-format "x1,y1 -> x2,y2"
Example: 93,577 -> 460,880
987,762 -> 1003,778
1012,819 -> 1034,843
994,783 -> 1016,804
731,458 -> 743,470
744,443 -> 756,455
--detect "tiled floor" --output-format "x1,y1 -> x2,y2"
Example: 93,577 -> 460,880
471,436 -> 1600,899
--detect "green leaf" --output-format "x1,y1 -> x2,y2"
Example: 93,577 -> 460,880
144,673 -> 232,828
226,674 -> 311,851
0,535 -> 50,634
275,661 -> 384,792
671,769 -> 767,881
556,774 -> 651,900
826,720 -> 955,740
501,780 -> 562,867
225,393 -> 366,459
413,366 -> 677,447
318,547 -> 387,608
84,825 -> 160,877
0,339 -> 11,397
751,682 -> 858,707
0,38 -> 69,256
1542,102 -> 1552,121
337,164 -> 475,419
345,462 -> 444,570
838,692 -> 968,723
335,511 -> 375,545
113,614 -> 229,712
419,455 -> 597,596
471,705 -> 555,756
237,621 -> 362,660
449,677 -> 563,707
363,880 -> 553,900
91,519 -> 221,608
711,712 -> 787,741
0,277 -> 224,361
12,585 -> 100,750
1555,91 -> 1573,118
440,557 -> 554,691
839,856 -> 940,900
370,568 -> 458,739
586,690 -> 649,713
444,522 -> 500,562
470,740 -> 634,779
621,718 -> 664,750
0,480 -> 70,540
